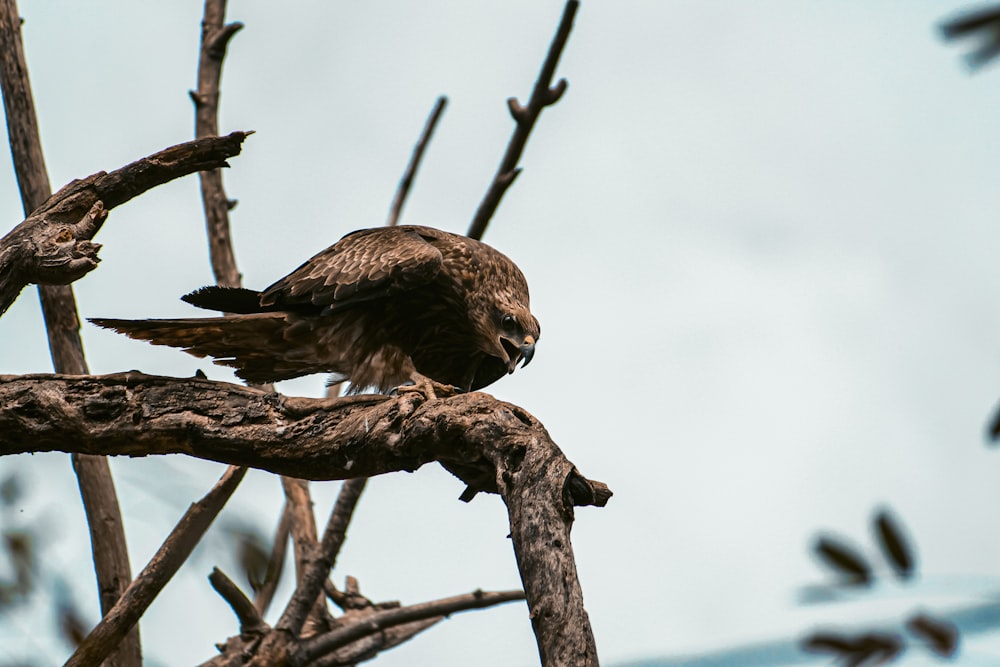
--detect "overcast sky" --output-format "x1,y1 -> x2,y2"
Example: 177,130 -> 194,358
4,2 -> 1000,666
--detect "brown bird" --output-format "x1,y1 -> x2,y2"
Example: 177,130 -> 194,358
90,225 -> 539,394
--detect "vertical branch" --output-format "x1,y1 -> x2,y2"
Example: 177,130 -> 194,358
253,502 -> 291,616
191,0 -> 244,287
466,0 -> 578,241
0,3 -> 139,666
386,95 -> 448,227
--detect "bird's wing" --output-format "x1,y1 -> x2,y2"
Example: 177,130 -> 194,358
260,226 -> 446,311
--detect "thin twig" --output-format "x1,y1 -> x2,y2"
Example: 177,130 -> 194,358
466,0 -> 578,241
209,567 -> 268,636
310,618 -> 441,667
298,589 -> 525,662
277,478 -> 368,635
0,2 -> 139,665
66,465 -> 247,667
253,502 -> 292,616
386,96 -> 448,227
192,0 -> 244,287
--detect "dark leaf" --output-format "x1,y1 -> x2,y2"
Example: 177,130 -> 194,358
802,630 -> 903,667
906,611 -> 959,657
940,6 -> 1000,69
873,508 -> 915,580
813,535 -> 873,586
0,474 -> 21,507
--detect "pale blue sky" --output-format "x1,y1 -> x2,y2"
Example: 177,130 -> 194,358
4,2 -> 1000,666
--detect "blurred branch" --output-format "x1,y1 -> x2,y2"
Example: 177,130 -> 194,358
466,0 -> 578,241
387,96 -> 448,227
191,0 -> 244,287
65,465 -> 247,667
0,131 -> 251,316
940,5 -> 1000,70
253,502 -> 292,616
0,1 -> 139,664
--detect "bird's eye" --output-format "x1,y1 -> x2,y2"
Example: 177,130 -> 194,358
501,315 -> 517,330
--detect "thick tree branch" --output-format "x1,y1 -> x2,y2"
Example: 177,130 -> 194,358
0,131 -> 250,315
65,464 -> 247,667
0,2 -> 140,665
192,0 -> 244,287
386,95 -> 448,227
1,372 -> 609,664
466,0 -> 578,241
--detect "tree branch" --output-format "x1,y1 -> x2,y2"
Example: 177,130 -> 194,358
466,0 -> 578,241
65,465 -> 247,667
0,131 -> 251,316
253,501 -> 292,616
1,371 -> 609,664
299,589 -> 525,664
386,95 -> 448,227
192,0 -> 244,287
209,567 -> 268,637
0,2 -> 140,664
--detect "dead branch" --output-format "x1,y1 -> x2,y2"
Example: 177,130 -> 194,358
387,95 -> 448,226
192,0 -> 244,287
1,371 -> 610,664
253,503 -> 292,616
209,567 -> 268,637
0,2 -> 140,664
65,465 -> 247,667
300,589 -> 525,664
0,131 -> 250,316
466,0 -> 578,241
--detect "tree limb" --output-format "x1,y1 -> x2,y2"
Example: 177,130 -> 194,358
0,131 -> 251,316
386,95 -> 448,227
466,0 -> 578,241
65,465 -> 247,667
209,567 -> 268,637
0,2 -> 141,664
1,371 -> 610,664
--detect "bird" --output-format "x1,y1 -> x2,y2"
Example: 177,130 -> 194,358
89,225 -> 539,395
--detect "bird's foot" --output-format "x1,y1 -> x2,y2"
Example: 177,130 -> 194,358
394,375 -> 461,401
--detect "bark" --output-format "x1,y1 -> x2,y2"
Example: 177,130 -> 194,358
0,372 -> 611,665
0,131 -> 250,316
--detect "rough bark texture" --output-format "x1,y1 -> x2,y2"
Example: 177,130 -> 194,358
0,372 -> 611,664
0,2 -> 140,664
0,131 -> 250,315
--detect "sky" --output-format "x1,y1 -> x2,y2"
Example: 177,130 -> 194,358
4,1 -> 1000,666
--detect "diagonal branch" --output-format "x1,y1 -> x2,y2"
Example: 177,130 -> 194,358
466,0 -> 578,241
65,464 -> 247,667
209,567 -> 268,637
0,131 -> 251,316
387,95 -> 448,227
299,589 -> 525,664
253,501 -> 292,616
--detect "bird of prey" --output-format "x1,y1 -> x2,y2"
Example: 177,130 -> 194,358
90,225 -> 539,394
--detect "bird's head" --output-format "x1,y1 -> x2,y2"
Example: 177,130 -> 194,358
492,307 -> 540,375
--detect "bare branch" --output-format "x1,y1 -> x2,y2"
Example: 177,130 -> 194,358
466,0 -> 578,240
0,131 -> 251,315
300,589 -> 525,664
66,465 -> 247,667
386,96 -> 448,227
193,0 -> 244,287
0,2 -> 139,664
253,502 -> 292,616
209,567 -> 268,637
280,476 -> 335,637
310,618 -> 441,667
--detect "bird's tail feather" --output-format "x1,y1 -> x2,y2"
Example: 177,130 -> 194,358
89,314 -> 309,383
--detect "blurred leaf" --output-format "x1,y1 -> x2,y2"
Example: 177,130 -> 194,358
940,5 -> 1000,69
813,536 -> 873,586
58,602 -> 89,648
221,523 -> 270,591
3,530 -> 33,593
906,611 -> 959,658
988,399 -> 1000,441
0,474 -> 21,507
802,630 -> 903,667
873,509 -> 916,580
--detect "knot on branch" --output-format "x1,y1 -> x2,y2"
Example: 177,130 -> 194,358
29,200 -> 107,285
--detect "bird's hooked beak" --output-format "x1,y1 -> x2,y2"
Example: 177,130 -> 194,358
501,334 -> 536,374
